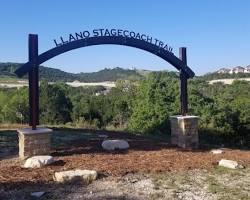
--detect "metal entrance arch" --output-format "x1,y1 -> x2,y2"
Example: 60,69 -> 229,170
15,34 -> 195,129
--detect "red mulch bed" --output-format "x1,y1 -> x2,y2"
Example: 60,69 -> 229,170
1,132 -> 250,188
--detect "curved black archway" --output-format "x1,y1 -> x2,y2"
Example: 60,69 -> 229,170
16,36 -> 194,78
15,34 -> 195,129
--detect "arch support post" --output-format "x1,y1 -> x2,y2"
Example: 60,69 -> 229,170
179,47 -> 188,116
17,34 -> 52,159
170,47 -> 199,148
28,34 -> 39,130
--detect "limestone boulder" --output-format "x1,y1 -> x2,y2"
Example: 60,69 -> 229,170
211,149 -> 223,154
54,169 -> 98,184
218,159 -> 243,169
23,155 -> 54,168
102,139 -> 129,151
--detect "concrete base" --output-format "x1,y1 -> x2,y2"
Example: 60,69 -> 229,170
170,115 -> 199,148
17,127 -> 52,159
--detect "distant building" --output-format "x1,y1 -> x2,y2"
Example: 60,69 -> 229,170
229,66 -> 245,74
217,66 -> 250,74
217,68 -> 230,74
244,65 -> 250,73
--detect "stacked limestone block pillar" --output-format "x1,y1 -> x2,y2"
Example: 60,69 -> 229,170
17,127 -> 52,159
170,116 -> 199,148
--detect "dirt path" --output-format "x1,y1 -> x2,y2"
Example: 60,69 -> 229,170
208,77 -> 250,84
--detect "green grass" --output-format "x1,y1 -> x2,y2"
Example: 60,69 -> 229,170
152,171 -> 191,192
0,130 -> 18,158
0,130 -> 18,148
206,167 -> 250,200
151,167 -> 250,200
207,175 -> 250,200
207,175 -> 225,194
51,128 -> 100,148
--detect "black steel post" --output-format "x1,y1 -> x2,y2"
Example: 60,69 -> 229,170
28,34 -> 39,130
179,47 -> 188,116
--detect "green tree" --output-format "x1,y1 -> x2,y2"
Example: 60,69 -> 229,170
40,81 -> 72,124
128,72 -> 179,134
1,88 -> 29,123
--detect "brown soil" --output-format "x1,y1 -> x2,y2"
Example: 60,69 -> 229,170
1,132 -> 250,189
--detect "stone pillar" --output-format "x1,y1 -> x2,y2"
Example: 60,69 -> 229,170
17,127 -> 52,159
170,115 -> 199,148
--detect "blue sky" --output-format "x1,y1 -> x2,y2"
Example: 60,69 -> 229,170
0,0 -> 249,75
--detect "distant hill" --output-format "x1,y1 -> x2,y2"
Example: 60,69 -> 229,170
199,72 -> 250,81
199,65 -> 250,80
4,62 -> 249,83
0,62 -> 143,82
0,62 -> 20,77
76,67 -> 143,82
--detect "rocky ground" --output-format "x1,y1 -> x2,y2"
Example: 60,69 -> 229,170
1,163 -> 250,200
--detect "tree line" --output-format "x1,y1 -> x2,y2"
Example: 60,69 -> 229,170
0,72 -> 249,147
0,63 -> 143,82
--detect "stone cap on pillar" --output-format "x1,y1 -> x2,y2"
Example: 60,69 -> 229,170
170,115 -> 199,119
17,127 -> 52,135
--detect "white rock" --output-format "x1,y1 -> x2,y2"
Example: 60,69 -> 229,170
211,149 -> 223,154
24,156 -> 54,168
54,169 -> 98,184
218,159 -> 243,169
102,139 -> 129,151
30,191 -> 45,198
